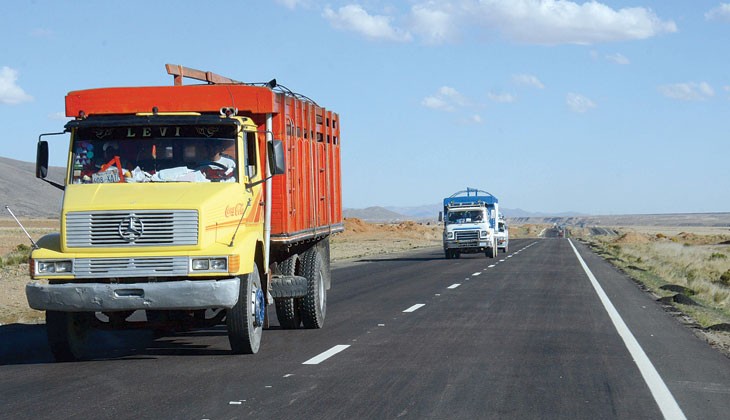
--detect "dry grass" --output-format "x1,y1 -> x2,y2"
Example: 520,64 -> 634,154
576,227 -> 730,328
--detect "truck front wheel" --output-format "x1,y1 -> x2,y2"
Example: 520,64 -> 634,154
227,263 -> 264,354
46,311 -> 94,362
486,244 -> 496,258
300,247 -> 326,329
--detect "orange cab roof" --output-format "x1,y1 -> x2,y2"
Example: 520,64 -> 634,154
65,84 -> 278,117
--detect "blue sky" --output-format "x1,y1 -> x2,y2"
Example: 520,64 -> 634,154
1,1 -> 729,214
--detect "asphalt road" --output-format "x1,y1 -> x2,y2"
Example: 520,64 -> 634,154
2,238 -> 730,419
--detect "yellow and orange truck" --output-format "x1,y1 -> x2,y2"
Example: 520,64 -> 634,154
27,65 -> 342,361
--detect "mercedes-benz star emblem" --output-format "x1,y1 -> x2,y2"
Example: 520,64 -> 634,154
118,215 -> 144,242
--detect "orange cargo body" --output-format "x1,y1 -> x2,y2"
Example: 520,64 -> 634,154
65,83 -> 343,246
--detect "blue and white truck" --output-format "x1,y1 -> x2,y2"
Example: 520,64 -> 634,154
439,188 -> 499,259
496,214 -> 509,253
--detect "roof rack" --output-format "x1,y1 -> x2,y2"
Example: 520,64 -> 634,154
164,64 -> 319,106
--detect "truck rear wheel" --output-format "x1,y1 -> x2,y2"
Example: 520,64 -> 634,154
227,263 -> 264,354
300,247 -> 326,329
46,311 -> 94,362
274,255 -> 302,329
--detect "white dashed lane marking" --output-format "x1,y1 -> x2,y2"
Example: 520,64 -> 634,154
448,283 -> 461,289
403,303 -> 426,313
302,345 -> 351,365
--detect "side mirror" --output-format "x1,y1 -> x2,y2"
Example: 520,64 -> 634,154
267,139 -> 286,175
36,141 -> 49,179
438,211 -> 443,222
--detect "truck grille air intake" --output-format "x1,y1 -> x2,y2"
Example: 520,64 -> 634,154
66,210 -> 198,247
455,230 -> 479,241
73,257 -> 189,278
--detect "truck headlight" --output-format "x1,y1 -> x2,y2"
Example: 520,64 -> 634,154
209,258 -> 227,270
446,232 -> 454,240
480,230 -> 488,238
192,257 -> 227,271
192,259 -> 209,270
37,260 -> 73,274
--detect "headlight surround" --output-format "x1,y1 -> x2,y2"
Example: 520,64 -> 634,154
480,230 -> 489,238
446,231 -> 454,240
37,260 -> 73,274
191,257 -> 227,272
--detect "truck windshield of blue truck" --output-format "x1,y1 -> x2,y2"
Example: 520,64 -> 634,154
69,124 -> 247,184
447,209 -> 485,224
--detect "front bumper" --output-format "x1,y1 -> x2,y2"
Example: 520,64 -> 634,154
26,278 -> 240,312
444,241 -> 490,250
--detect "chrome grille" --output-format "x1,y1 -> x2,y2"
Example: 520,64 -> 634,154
66,210 -> 198,247
74,257 -> 189,278
455,230 -> 479,241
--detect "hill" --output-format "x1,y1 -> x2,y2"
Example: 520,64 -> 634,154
0,157 -> 65,219
343,206 -> 406,221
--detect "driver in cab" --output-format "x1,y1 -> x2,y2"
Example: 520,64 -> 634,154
203,141 -> 236,182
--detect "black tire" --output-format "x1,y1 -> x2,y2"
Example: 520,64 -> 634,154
46,311 -> 94,362
274,255 -> 302,329
300,247 -> 326,329
227,263 -> 264,354
487,244 -> 496,258
445,250 -> 451,259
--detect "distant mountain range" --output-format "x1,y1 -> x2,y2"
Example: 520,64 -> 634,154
344,204 -> 585,222
4,156 -> 726,228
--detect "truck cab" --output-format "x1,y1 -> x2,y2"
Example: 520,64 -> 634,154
496,215 -> 509,253
440,188 -> 499,259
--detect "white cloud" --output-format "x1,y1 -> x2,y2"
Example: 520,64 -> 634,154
658,82 -> 715,101
605,52 -> 630,65
488,92 -> 516,103
275,0 -> 306,10
323,5 -> 412,42
468,114 -> 483,124
409,2 -> 459,44
422,95 -> 453,111
48,111 -> 70,121
464,0 -> 677,45
512,74 -> 545,89
705,4 -> 730,22
0,66 -> 33,105
422,86 -> 471,111
566,93 -> 596,113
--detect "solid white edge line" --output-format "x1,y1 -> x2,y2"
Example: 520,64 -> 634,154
568,239 -> 686,420
302,344 -> 351,365
403,303 -> 425,313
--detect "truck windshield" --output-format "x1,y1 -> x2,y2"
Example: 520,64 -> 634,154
446,210 -> 484,224
70,125 -> 238,184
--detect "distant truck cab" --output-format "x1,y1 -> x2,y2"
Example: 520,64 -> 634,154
440,188 -> 499,259
28,65 -> 342,361
496,215 -> 509,253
